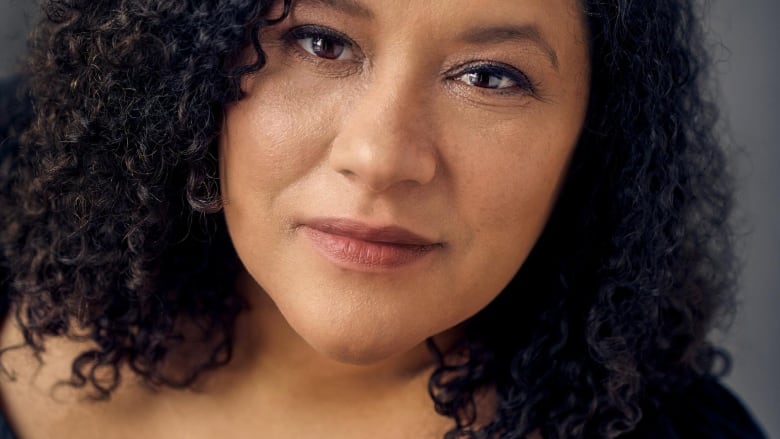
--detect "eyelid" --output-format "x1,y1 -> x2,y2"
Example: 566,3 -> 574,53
285,24 -> 362,60
449,61 -> 538,95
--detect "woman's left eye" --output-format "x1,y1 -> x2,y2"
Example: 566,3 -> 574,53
288,26 -> 356,61
451,63 -> 535,94
458,71 -> 517,89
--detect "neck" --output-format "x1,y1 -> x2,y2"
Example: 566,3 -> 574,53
208,269 -> 463,401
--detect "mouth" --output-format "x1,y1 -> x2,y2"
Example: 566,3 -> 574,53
299,218 -> 443,271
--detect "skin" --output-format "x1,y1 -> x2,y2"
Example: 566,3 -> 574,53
221,0 -> 590,365
0,0 -> 590,437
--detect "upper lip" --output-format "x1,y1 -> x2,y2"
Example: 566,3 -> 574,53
302,218 -> 439,246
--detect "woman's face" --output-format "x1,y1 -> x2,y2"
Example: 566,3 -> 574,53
220,0 -> 590,363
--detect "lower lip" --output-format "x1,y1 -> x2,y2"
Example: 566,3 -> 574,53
301,227 -> 439,272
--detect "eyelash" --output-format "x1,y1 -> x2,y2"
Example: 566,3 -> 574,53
281,24 -> 538,97
451,62 -> 537,96
284,25 -> 358,63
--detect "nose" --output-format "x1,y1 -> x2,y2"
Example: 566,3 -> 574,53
328,78 -> 438,193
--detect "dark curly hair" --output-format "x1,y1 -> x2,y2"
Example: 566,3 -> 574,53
0,0 -> 735,438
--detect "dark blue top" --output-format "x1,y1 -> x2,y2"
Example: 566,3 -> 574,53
0,78 -> 768,439
0,414 -> 15,439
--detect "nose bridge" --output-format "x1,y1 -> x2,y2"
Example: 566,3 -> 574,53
360,77 -> 426,148
328,62 -> 438,193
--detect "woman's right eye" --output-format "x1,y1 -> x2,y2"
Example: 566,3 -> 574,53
287,26 -> 357,61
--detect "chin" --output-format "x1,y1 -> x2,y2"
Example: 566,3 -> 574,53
295,317 -> 428,366
313,332 -> 413,365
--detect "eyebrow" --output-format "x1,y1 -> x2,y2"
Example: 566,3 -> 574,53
292,0 -> 559,70
459,25 -> 560,70
293,0 -> 375,20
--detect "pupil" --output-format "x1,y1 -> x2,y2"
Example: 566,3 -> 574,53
468,72 -> 496,88
476,73 -> 491,87
312,36 -> 342,59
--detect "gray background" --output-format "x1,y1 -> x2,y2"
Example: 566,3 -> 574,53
1,0 -> 777,436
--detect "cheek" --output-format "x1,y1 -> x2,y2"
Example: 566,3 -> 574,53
482,148 -> 565,234
448,120 -> 576,239
220,74 -> 337,204
436,110 -> 581,303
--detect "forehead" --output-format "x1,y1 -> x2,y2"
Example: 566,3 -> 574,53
284,0 -> 589,65
290,0 -> 584,18
287,0 -> 587,30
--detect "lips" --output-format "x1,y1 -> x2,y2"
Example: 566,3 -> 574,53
300,219 -> 441,271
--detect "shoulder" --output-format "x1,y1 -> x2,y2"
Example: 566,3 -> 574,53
622,377 -> 767,439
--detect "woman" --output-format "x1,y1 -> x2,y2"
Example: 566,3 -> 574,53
0,0 -> 767,437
